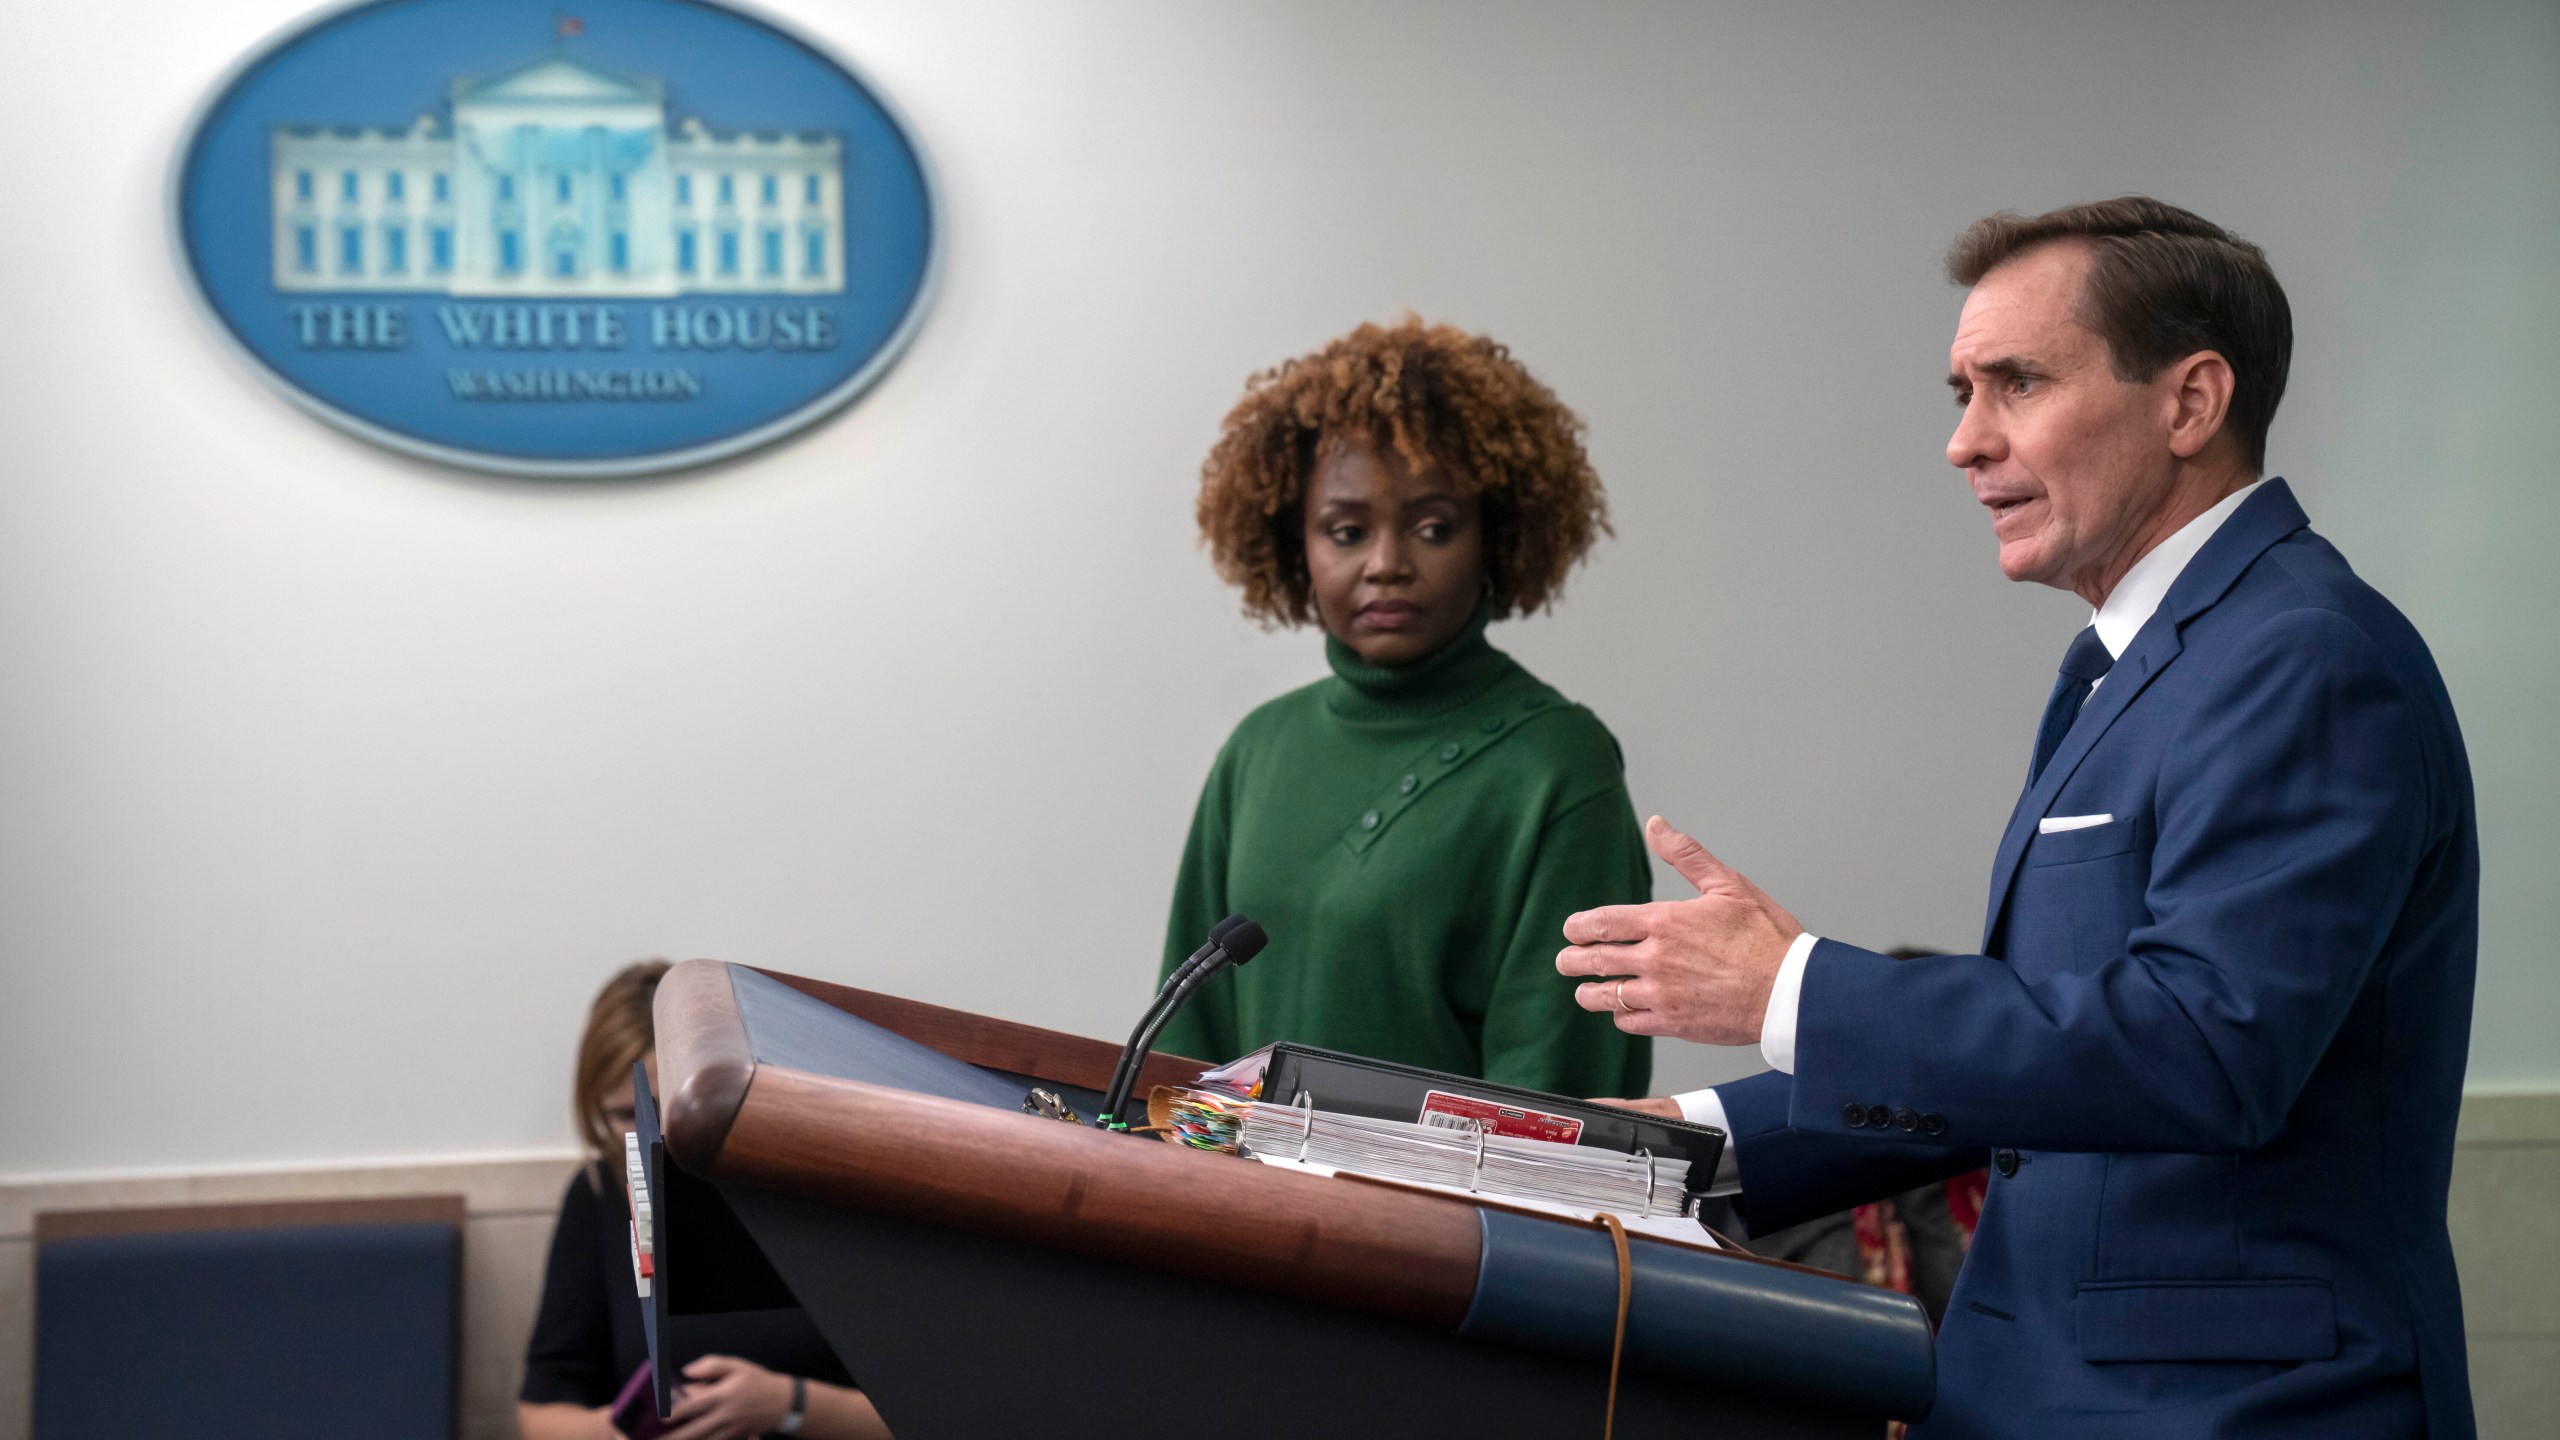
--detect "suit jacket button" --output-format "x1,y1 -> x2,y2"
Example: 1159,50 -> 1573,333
1895,1108 -> 1920,1133
1920,1113 -> 1947,1137
1841,1102 -> 1868,1129
1993,1147 -> 2019,1177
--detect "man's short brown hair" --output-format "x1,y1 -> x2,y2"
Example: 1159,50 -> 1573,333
1947,197 -> 2292,472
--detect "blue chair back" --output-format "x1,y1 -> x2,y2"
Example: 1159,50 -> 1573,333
33,1198 -> 460,1440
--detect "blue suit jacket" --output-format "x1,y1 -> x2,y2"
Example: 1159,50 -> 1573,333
1715,481 -> 2477,1439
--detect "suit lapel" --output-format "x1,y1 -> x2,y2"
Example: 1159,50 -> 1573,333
1977,480 -> 2313,951
1979,624 -> 2181,948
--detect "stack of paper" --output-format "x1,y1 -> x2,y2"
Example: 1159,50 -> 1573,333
1231,1097 -> 1693,1220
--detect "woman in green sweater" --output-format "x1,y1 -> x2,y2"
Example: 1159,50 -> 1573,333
1158,316 -> 1651,1098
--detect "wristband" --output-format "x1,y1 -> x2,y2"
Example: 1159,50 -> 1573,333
776,1374 -> 806,1436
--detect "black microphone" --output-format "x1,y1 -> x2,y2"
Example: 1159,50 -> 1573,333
1097,915 -> 1268,1130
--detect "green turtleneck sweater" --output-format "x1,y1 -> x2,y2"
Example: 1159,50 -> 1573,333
1157,617 -> 1653,1097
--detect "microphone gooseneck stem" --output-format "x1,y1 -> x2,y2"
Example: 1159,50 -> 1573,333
1097,942 -> 1218,1126
1101,957 -> 1225,1128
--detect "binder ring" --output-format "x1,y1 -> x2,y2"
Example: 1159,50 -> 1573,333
1471,1120 -> 1489,1193
1638,1147 -> 1657,1213
1294,1090 -> 1316,1161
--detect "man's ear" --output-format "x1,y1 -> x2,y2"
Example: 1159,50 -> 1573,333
2163,350 -> 2237,461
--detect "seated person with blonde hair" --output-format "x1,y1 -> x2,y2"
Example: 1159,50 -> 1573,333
519,961 -> 892,1440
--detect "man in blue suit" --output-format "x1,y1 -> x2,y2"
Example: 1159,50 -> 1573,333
1564,197 -> 2477,1438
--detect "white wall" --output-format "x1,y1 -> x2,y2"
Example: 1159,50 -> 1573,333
2,0 -> 2553,1176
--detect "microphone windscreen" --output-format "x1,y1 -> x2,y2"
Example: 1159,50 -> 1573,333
1219,918 -> 1269,966
1208,913 -> 1254,945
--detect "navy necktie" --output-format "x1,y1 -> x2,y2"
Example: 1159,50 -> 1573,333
2031,626 -> 2117,783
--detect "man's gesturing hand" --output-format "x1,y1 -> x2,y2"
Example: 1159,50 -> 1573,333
1557,816 -> 1805,1046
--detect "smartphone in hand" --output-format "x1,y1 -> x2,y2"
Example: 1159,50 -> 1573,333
608,1364 -> 668,1440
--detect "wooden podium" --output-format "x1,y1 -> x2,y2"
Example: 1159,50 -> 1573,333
640,959 -> 1932,1439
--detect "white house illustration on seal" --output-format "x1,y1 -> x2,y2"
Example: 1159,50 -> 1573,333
269,52 -> 843,297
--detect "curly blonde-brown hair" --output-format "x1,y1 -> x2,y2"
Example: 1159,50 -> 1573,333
1197,316 -> 1610,624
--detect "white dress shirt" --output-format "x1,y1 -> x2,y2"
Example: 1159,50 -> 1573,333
1672,480 -> 2267,1193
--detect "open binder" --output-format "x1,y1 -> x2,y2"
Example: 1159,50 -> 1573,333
1251,1042 -> 1727,1216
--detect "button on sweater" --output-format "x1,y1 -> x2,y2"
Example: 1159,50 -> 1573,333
1158,615 -> 1653,1097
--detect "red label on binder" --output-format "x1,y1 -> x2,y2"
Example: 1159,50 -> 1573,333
1418,1090 -> 1585,1145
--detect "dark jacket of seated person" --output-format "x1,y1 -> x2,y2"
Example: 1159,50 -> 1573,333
520,961 -> 892,1440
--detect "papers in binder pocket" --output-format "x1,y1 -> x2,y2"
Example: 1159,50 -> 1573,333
623,1132 -> 653,1295
2039,813 -> 2114,834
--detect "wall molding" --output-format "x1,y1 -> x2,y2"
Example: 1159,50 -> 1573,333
0,1147 -> 584,1240
2453,1089 -> 2560,1147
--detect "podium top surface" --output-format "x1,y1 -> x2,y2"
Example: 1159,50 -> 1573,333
724,968 -> 1032,1110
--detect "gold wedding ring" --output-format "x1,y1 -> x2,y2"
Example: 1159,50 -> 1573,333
1611,979 -> 1630,1013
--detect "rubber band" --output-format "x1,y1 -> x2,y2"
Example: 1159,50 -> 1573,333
1597,1211 -> 1632,1440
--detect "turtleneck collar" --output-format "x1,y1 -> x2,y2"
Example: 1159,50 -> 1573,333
1322,605 -> 1510,721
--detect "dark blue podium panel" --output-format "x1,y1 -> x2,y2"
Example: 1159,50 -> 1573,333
725,1181 -> 1873,1440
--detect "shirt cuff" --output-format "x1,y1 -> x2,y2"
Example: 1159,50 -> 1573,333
1759,931 -> 1820,1076
1670,1087 -> 1743,1195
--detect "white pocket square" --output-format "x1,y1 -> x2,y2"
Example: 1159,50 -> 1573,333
2040,813 -> 2115,834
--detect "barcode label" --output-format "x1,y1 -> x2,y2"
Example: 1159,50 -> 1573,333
1418,1090 -> 1585,1145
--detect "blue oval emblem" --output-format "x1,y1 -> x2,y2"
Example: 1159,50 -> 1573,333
175,0 -> 937,477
